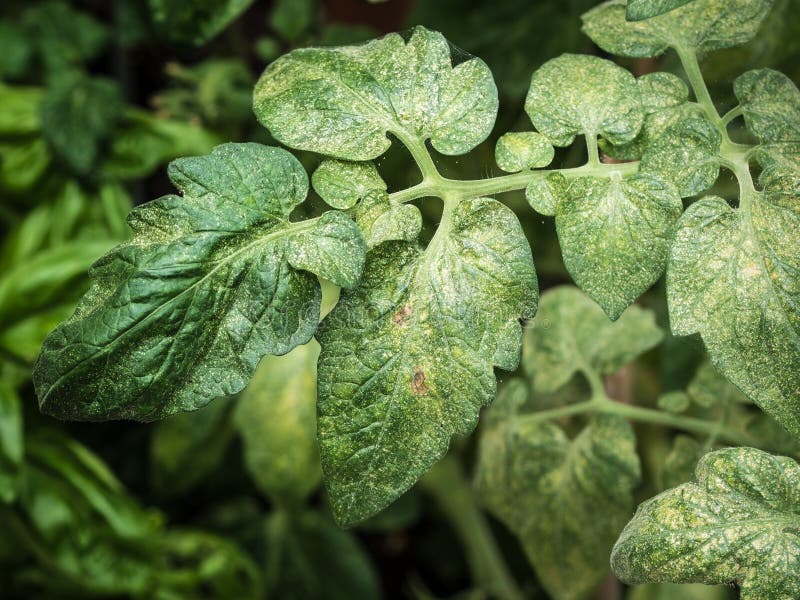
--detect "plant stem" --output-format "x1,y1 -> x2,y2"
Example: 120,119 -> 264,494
721,105 -> 743,126
421,456 -> 524,600
676,46 -> 721,127
586,133 -> 601,166
522,376 -> 757,448
388,161 -> 640,204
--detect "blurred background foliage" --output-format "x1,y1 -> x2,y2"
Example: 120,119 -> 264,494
0,0 -> 798,598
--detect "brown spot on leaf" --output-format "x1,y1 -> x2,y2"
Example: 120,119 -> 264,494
392,303 -> 412,327
411,368 -> 428,395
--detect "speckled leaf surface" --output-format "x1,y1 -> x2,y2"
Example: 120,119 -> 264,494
526,172 -> 568,217
33,143 -> 366,421
640,117 -> 721,196
316,197 -> 537,526
637,72 -> 689,112
494,132 -> 554,173
253,26 -> 498,160
667,195 -> 800,437
312,160 -> 386,210
522,286 -> 662,394
734,69 -> 800,143
582,0 -> 774,57
524,54 -> 643,147
612,447 -> 800,599
626,0 -> 697,20
601,98 -> 704,162
556,173 -> 682,320
353,191 -> 422,250
476,391 -> 641,600
234,340 -> 321,503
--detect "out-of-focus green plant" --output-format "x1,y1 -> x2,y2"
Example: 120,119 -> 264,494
2,0 -> 800,598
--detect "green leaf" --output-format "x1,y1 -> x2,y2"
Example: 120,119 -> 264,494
265,510 -> 380,600
234,340 -> 321,503
352,191 -> 422,249
254,26 -> 498,160
312,160 -> 386,210
0,382 -> 23,504
41,71 -> 124,175
657,391 -> 690,413
525,172 -> 568,217
524,53 -> 644,147
157,531 -> 263,600
667,194 -> 800,437
522,286 -> 663,394
686,361 -> 749,409
601,100 -> 705,162
150,398 -> 234,496
0,84 -> 43,136
22,2 -> 107,73
494,132 -> 554,173
102,110 -> 220,181
637,72 -> 689,112
476,401 -> 641,600
661,434 -> 703,488
734,68 -> 800,143
148,0 -> 256,45
556,173 -> 682,319
626,0 -> 697,20
582,0 -> 775,58
612,447 -> 800,599
34,143 -> 366,422
270,0 -> 315,42
640,117 -> 721,196
316,197 -> 537,525
0,23 -> 32,79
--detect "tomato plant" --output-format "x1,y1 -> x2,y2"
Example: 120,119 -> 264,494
2,0 -> 799,598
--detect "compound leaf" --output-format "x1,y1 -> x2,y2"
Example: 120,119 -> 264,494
316,197 -> 537,525
34,143 -> 366,421
556,173 -> 682,319
477,400 -> 641,600
612,447 -> 800,599
312,160 -> 386,210
525,54 -> 643,147
626,0 -> 696,20
582,0 -> 775,58
234,340 -> 321,503
667,195 -> 800,437
254,26 -> 498,160
734,68 -> 800,143
495,132 -> 554,173
523,286 -> 662,394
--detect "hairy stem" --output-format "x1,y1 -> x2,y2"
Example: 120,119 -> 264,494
421,456 -> 524,600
